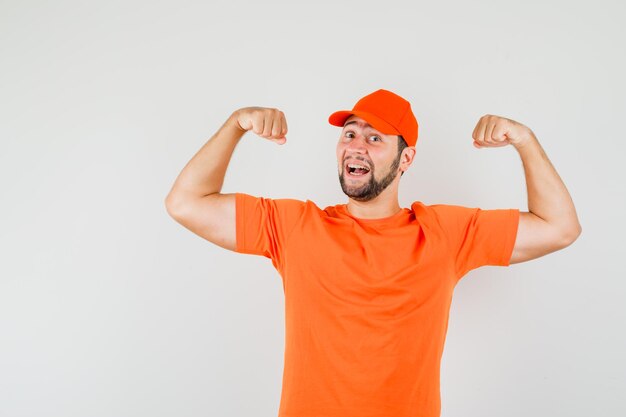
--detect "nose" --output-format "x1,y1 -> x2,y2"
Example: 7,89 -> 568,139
345,133 -> 368,152
341,136 -> 372,167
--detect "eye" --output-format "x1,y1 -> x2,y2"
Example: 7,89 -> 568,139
343,131 -> 381,142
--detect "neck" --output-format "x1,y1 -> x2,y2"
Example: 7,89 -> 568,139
345,188 -> 401,219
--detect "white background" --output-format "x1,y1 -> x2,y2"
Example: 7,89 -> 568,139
1,1 -> 624,416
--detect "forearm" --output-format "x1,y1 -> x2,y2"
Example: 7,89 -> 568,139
165,111 -> 245,206
514,133 -> 582,239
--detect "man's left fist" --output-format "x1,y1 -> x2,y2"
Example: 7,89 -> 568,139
471,114 -> 534,148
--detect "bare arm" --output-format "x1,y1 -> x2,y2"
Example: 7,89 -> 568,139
510,133 -> 582,264
471,114 -> 582,265
164,108 -> 288,251
165,112 -> 245,204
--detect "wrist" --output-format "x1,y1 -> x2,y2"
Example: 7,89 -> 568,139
512,130 -> 537,150
226,111 -> 247,134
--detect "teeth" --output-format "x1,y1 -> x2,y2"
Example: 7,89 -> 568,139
347,163 -> 369,170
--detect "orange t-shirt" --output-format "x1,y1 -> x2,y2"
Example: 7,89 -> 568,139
235,192 -> 519,417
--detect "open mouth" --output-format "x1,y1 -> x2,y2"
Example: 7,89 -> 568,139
345,162 -> 371,177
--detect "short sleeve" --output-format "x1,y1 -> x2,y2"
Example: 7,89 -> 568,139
235,192 -> 306,271
430,204 -> 520,280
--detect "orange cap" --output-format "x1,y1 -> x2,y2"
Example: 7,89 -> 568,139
328,88 -> 419,147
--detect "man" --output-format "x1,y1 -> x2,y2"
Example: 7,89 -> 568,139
165,89 -> 581,417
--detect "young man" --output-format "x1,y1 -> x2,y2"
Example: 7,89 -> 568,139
165,88 -> 581,417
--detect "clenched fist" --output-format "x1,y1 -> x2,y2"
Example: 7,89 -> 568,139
471,114 -> 535,149
232,107 -> 288,145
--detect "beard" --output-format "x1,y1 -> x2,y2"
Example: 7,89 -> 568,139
338,153 -> 401,202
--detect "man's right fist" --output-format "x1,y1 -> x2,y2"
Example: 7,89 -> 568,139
232,107 -> 288,145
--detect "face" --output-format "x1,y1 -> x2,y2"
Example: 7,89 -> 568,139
336,115 -> 403,202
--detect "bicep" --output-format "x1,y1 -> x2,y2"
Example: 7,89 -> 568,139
166,193 -> 237,252
509,211 -> 568,264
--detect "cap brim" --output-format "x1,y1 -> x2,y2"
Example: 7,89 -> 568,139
328,110 -> 400,136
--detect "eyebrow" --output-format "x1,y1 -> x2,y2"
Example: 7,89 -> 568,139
343,120 -> 373,129
342,120 -> 388,140
343,120 -> 386,137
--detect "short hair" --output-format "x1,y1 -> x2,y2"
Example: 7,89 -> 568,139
397,135 -> 408,177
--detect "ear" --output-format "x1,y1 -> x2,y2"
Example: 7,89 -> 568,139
401,147 -> 416,169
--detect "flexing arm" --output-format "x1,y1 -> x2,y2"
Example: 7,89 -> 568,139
509,132 -> 582,263
471,114 -> 582,264
165,107 -> 288,251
